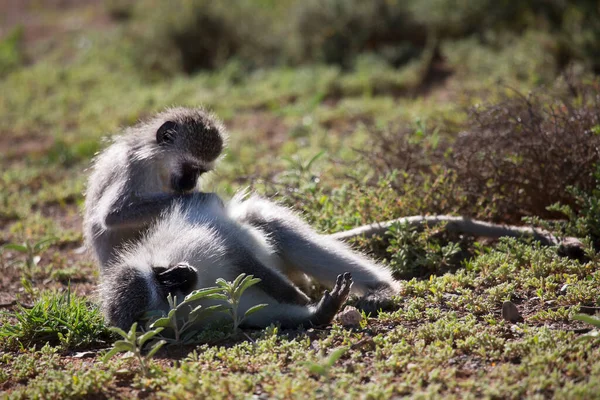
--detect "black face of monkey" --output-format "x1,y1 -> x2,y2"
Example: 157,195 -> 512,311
156,120 -> 214,192
171,162 -> 206,192
153,262 -> 198,297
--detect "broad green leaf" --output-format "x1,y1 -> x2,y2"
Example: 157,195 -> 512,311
326,346 -> 349,367
181,286 -> 223,304
137,328 -> 164,346
306,363 -> 327,375
205,293 -> 229,301
112,340 -> 135,352
33,238 -> 56,251
236,275 -> 261,298
3,243 -> 28,252
243,303 -> 268,319
108,326 -> 130,339
150,317 -> 172,329
573,314 -> 600,328
574,330 -> 600,343
196,304 -> 228,318
102,347 -> 124,363
215,278 -> 228,287
232,273 -> 247,291
127,322 -> 139,342
146,340 -> 167,358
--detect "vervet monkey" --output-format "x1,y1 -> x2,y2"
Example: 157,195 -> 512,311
101,193 -> 399,329
83,107 -> 226,268
84,107 -> 400,329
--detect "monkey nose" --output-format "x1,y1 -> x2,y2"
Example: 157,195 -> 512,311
171,173 -> 198,192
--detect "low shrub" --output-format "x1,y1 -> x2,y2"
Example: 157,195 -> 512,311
364,77 -> 600,223
452,78 -> 600,221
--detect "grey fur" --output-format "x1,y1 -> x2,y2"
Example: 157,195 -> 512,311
83,107 -> 227,269
102,194 -> 398,330
86,107 -> 400,330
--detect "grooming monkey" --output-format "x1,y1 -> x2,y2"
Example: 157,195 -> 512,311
85,107 -> 400,329
83,107 -> 226,268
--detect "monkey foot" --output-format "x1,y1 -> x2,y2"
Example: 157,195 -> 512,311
311,272 -> 353,326
356,286 -> 398,316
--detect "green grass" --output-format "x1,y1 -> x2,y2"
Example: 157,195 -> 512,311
0,289 -> 111,351
0,1 -> 599,398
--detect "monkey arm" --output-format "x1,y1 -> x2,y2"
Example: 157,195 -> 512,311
105,192 -> 222,231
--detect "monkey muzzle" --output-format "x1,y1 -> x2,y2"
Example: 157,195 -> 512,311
154,263 -> 198,296
171,162 -> 206,192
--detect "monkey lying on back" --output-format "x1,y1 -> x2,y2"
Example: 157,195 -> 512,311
102,194 -> 365,329
84,107 -> 400,329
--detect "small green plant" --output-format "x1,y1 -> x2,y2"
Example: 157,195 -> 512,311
304,346 -> 349,397
386,222 -> 462,279
213,273 -> 269,333
148,273 -> 268,344
103,322 -> 166,377
3,237 -> 56,284
148,287 -> 228,345
573,314 -> 600,342
0,289 -> 109,350
278,150 -> 326,192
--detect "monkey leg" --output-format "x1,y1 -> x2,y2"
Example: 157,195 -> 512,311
241,273 -> 353,329
229,194 -> 401,297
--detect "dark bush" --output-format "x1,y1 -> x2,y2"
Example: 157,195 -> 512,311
356,120 -> 451,180
121,0 -> 599,76
290,0 -> 424,68
452,78 -> 600,222
365,78 -> 600,223
105,0 -> 134,21
129,0 -> 279,75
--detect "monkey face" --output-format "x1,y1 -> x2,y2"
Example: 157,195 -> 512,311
153,262 -> 198,298
170,162 -> 207,192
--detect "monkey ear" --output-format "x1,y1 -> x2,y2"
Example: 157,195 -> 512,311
156,121 -> 178,145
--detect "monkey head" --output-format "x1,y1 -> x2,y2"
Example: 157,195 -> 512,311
153,108 -> 227,193
102,262 -> 198,330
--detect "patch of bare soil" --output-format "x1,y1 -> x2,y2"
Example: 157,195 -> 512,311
1,202 -> 97,307
226,111 -> 289,150
0,0 -> 114,60
0,134 -> 55,162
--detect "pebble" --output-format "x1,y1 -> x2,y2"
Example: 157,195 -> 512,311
337,306 -> 363,327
